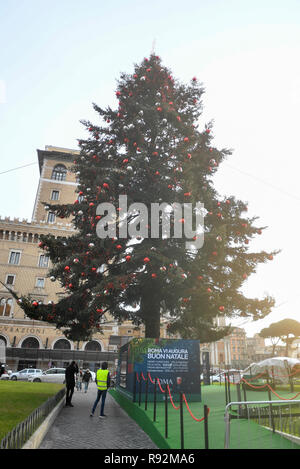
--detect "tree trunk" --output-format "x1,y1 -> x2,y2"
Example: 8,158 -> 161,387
141,289 -> 161,338
145,314 -> 161,338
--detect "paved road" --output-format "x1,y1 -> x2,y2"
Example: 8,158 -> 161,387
39,383 -> 157,449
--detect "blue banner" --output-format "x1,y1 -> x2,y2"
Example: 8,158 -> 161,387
116,338 -> 201,401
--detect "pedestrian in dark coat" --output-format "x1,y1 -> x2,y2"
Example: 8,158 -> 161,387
65,361 -> 78,407
82,369 -> 92,393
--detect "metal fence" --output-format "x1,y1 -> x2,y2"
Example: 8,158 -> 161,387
0,387 -> 65,449
224,400 -> 300,449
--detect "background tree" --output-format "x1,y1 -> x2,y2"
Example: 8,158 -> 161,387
11,54 -> 277,341
259,319 -> 300,356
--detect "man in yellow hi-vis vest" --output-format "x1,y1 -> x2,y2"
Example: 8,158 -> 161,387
90,362 -> 110,418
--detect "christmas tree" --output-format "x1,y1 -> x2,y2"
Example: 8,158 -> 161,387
11,54 -> 277,341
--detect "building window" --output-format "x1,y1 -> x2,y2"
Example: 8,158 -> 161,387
0,298 -> 13,317
38,255 -> 49,268
47,212 -> 55,223
51,190 -> 60,201
84,340 -> 102,351
5,274 -> 15,286
53,339 -> 71,350
51,164 -> 67,181
21,337 -> 40,349
36,277 -> 45,288
8,251 -> 21,265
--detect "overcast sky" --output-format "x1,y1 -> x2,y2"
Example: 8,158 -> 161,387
1,0 -> 300,339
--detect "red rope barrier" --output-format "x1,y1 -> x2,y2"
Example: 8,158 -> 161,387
267,387 -> 300,400
157,378 -> 166,393
240,378 -> 268,389
167,384 -> 180,410
241,377 -> 300,400
136,371 -> 210,424
147,372 -> 155,384
182,393 -> 210,422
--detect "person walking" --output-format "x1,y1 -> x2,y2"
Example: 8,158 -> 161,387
82,368 -> 92,393
65,361 -> 78,407
76,368 -> 83,391
90,362 -> 110,418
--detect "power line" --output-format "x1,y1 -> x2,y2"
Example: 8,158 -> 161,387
1,158 -> 299,203
224,162 -> 300,202
0,162 -> 37,176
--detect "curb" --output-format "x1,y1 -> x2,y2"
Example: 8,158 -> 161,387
22,396 -> 65,449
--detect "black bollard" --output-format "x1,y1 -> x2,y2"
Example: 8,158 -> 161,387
267,377 -> 275,433
204,404 -> 209,449
133,372 -> 137,403
165,385 -> 168,438
227,372 -> 231,403
145,374 -> 149,411
180,392 -> 184,449
138,372 -> 142,407
153,377 -> 157,422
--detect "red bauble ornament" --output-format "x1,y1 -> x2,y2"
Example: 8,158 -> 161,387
64,266 -> 70,271
219,306 -> 225,312
125,255 -> 131,262
151,273 -> 157,278
144,257 -> 150,263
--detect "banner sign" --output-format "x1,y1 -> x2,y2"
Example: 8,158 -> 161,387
116,338 -> 201,401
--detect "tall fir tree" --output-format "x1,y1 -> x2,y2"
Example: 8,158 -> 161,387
11,55 -> 277,341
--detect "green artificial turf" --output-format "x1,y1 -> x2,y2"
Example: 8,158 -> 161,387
0,381 -> 64,441
110,384 -> 300,449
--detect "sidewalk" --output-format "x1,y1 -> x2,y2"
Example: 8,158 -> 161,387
39,383 -> 157,449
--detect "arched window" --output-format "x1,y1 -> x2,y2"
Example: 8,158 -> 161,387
0,335 -> 7,347
0,298 -> 13,317
21,337 -> 40,349
85,340 -> 102,351
51,164 -> 67,181
53,339 -> 71,350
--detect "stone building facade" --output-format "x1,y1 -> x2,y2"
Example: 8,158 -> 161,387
0,146 -> 167,372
